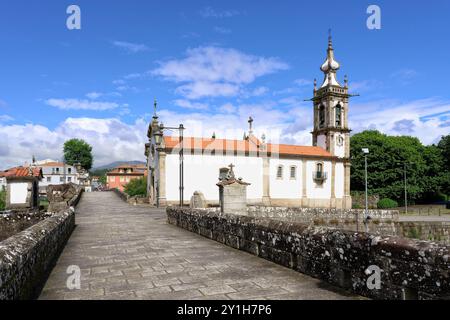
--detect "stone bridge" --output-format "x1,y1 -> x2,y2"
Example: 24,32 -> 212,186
39,192 -> 361,300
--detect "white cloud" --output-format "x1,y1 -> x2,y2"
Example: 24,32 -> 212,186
349,79 -> 383,92
86,92 -> 103,99
176,82 -> 240,99
112,41 -> 150,53
1,98 -> 447,170
350,98 -> 450,144
214,26 -> 231,34
173,99 -> 209,110
152,46 -> 288,99
113,79 -> 126,85
219,103 -> 236,113
0,117 -> 149,169
294,78 -> 312,86
390,69 -> 418,85
0,115 -> 13,122
46,98 -> 119,111
199,7 -> 240,18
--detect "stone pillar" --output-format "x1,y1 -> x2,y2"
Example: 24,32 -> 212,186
330,160 -> 336,208
222,183 -> 248,215
343,161 -> 352,209
262,157 -> 271,205
217,164 -> 250,215
158,151 -> 167,207
301,160 -> 308,207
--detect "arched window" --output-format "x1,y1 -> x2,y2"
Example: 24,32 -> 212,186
316,163 -> 323,173
290,166 -> 297,179
276,165 -> 283,179
313,162 -> 327,183
319,105 -> 325,128
335,104 -> 342,127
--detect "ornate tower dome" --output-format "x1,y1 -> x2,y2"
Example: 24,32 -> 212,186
319,33 -> 342,88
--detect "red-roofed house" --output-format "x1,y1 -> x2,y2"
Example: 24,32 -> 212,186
0,166 -> 43,210
145,38 -> 353,209
106,164 -> 147,192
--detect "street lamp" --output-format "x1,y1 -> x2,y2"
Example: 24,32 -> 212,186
153,122 -> 185,208
362,148 -> 370,222
397,162 -> 411,214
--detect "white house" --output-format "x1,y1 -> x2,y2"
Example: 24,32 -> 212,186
0,166 -> 43,210
145,36 -> 353,209
36,160 -> 79,192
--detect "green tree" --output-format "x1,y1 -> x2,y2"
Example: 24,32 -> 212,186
437,135 -> 450,197
123,177 -> 147,197
0,189 -> 6,211
350,130 -> 428,204
437,135 -> 450,170
63,139 -> 93,171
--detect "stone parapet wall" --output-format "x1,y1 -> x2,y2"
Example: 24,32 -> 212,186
0,209 -> 75,299
247,206 -> 398,223
112,188 -> 148,205
167,207 -> 449,300
112,188 -> 129,202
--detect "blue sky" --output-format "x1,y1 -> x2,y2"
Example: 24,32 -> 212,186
1,0 -> 449,168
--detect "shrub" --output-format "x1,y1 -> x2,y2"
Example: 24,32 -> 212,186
0,189 -> 5,211
123,177 -> 147,197
377,198 -> 398,209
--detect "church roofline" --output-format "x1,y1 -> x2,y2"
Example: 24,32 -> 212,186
161,136 -> 334,158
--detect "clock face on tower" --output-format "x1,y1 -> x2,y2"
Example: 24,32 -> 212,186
337,135 -> 344,146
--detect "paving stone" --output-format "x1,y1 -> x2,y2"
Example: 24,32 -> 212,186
39,192 -> 362,300
199,285 -> 237,296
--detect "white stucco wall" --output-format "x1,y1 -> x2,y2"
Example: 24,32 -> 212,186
10,182 -> 28,204
269,159 -> 302,199
317,134 -> 326,150
334,162 -> 344,198
306,160 -> 331,199
333,135 -> 346,158
165,154 -> 263,202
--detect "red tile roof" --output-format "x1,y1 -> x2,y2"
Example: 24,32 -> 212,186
163,136 -> 332,158
0,166 -> 43,179
38,162 -> 66,167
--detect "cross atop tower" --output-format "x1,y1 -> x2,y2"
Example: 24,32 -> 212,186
248,116 -> 254,135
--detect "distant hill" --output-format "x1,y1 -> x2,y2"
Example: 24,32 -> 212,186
92,161 -> 146,171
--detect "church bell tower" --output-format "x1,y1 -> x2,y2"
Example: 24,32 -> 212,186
311,33 -> 354,209
311,34 -> 352,159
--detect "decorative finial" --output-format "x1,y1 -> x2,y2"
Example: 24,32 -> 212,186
248,116 -> 254,134
261,133 -> 266,143
344,75 -> 348,88
212,132 -> 216,139
328,28 -> 333,49
313,78 -> 317,91
153,99 -> 158,119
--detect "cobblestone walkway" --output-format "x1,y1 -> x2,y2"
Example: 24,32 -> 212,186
39,192 -> 362,300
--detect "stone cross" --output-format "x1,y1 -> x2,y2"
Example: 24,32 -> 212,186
228,163 -> 235,179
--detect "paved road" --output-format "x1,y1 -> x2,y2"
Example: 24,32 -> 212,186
39,192 -> 362,300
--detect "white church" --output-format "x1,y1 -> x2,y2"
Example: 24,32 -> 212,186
145,36 -> 353,209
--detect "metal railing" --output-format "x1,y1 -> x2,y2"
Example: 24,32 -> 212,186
313,171 -> 328,182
